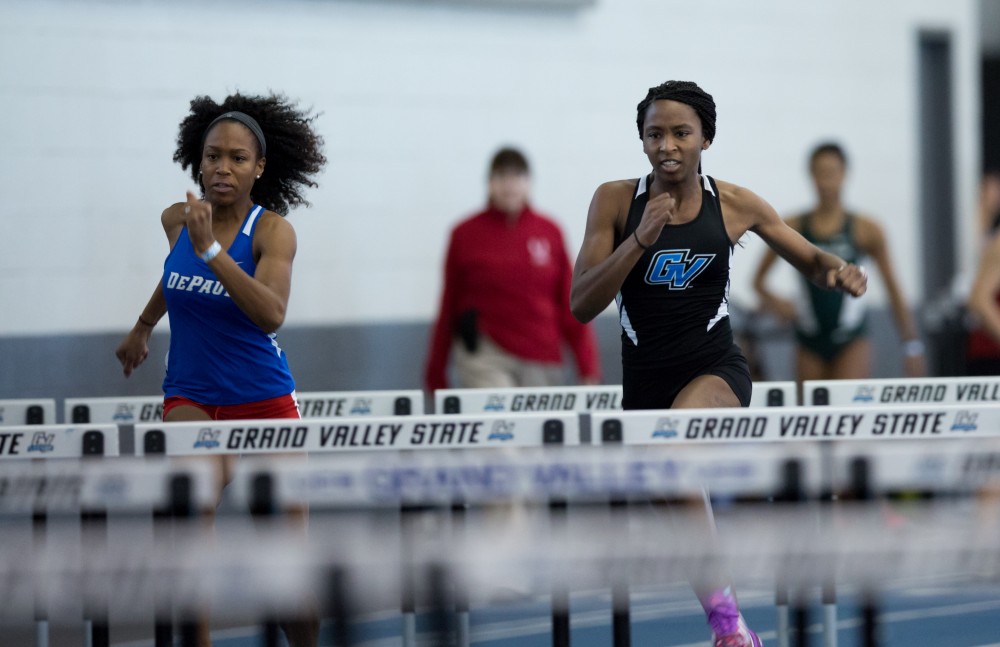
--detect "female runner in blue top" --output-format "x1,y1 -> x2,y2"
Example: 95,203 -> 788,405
115,92 -> 325,647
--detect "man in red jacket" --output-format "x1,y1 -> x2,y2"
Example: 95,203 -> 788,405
425,147 -> 601,391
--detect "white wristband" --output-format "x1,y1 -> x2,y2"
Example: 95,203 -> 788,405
903,339 -> 925,357
199,240 -> 222,263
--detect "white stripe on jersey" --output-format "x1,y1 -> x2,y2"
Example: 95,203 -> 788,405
617,292 -> 639,345
635,174 -> 648,198
242,205 -> 264,236
706,247 -> 732,331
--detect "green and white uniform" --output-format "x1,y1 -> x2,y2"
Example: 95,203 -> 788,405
794,212 -> 867,361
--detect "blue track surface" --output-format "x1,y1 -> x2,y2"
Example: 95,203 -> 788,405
191,580 -> 1000,647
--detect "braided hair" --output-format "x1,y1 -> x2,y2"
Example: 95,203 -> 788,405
173,93 -> 326,216
636,81 -> 716,143
809,141 -> 848,170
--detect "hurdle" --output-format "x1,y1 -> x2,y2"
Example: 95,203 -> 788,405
6,433 -> 1000,645
590,403 -> 1000,647
133,411 -> 578,647
225,441 -> 816,647
65,389 -> 424,427
0,455 -> 217,647
828,435 -> 1000,645
296,389 -> 424,417
435,380 -> 798,416
803,375 -> 1000,644
803,376 -> 1000,407
0,423 -> 119,647
0,398 -> 57,426
590,404 -> 1000,445
64,395 -> 164,425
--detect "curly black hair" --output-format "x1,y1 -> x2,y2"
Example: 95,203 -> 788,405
173,93 -> 326,216
636,80 -> 716,143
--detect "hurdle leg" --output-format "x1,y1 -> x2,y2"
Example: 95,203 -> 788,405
860,589 -> 880,647
611,580 -> 630,647
776,580 -> 789,647
548,497 -> 570,647
152,506 -> 173,647
426,562 -> 454,647
451,500 -> 470,647
81,509 -> 110,647
327,565 -> 355,647
400,504 -> 419,647
33,510 -> 48,647
792,593 -> 810,647
821,582 -> 836,647
551,588 -> 570,647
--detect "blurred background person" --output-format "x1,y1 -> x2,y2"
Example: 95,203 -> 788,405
425,146 -> 601,391
753,142 -> 925,383
978,168 -> 1000,242
965,210 -> 1000,376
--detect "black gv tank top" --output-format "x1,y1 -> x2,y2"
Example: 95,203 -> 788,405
615,174 -> 734,370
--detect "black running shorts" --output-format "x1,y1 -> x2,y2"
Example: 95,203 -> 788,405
621,343 -> 752,410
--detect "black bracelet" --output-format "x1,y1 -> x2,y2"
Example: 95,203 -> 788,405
633,229 -> 649,251
137,316 -> 157,328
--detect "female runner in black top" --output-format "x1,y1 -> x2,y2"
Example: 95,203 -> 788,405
570,80 -> 867,647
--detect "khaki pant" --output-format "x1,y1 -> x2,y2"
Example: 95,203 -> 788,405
453,335 -> 565,388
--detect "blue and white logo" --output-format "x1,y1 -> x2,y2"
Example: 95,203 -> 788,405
113,404 -> 136,422
350,398 -> 372,415
484,396 -> 506,412
951,411 -> 978,432
96,476 -> 128,501
0,407 -> 5,424
487,420 -> 515,441
645,250 -> 715,289
652,417 -> 679,439
852,386 -> 875,402
193,428 -> 221,449
27,432 -> 55,453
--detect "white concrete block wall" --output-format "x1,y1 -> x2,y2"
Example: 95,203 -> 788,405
0,0 -> 981,336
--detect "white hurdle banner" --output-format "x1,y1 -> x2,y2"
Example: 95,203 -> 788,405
831,437 -> 1000,495
803,376 -> 1000,406
0,398 -> 57,426
435,385 -> 623,414
435,381 -> 798,414
65,389 -> 424,425
133,412 -> 580,456
229,435 -> 1000,510
296,389 -> 423,417
0,424 -> 120,459
64,395 -> 163,425
589,403 -> 1000,445
0,457 -> 215,513
749,381 -> 797,407
229,443 -> 822,508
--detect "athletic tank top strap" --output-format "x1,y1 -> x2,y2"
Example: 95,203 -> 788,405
241,204 -> 264,237
224,204 -> 264,274
615,175 -> 650,248
702,175 -> 725,240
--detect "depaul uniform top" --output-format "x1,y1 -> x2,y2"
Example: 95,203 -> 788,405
794,212 -> 867,349
424,203 -> 600,391
616,175 -> 734,370
161,204 -> 295,405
